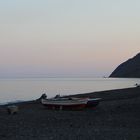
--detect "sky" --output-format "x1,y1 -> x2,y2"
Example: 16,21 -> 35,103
0,0 -> 140,77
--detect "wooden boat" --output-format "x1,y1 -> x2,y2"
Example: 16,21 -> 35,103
86,98 -> 101,108
41,98 -> 88,110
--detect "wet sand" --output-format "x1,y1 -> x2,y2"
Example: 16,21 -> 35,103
0,87 -> 140,140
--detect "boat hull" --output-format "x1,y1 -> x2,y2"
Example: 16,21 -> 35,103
41,98 -> 87,110
43,103 -> 86,110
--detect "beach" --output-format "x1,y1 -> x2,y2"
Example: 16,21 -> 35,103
0,87 -> 140,140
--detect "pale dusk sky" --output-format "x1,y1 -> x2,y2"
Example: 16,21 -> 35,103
0,0 -> 140,77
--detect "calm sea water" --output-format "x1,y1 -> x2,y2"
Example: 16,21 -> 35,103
0,78 -> 140,104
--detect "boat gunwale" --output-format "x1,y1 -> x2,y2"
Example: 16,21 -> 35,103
41,98 -> 88,106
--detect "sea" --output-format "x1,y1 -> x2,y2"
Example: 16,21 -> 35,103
0,77 -> 140,104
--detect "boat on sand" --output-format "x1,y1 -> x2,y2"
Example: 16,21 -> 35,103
69,97 -> 101,108
41,97 -> 88,110
41,96 -> 101,110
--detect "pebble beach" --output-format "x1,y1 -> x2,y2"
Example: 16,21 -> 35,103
0,87 -> 140,140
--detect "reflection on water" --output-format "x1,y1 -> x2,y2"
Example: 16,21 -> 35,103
0,78 -> 139,104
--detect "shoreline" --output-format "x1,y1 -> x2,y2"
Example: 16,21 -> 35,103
1,87 -> 139,106
0,87 -> 140,140
67,87 -> 140,101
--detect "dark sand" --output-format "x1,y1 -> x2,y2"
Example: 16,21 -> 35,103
0,87 -> 140,140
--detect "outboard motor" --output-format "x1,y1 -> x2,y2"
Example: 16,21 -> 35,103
54,94 -> 61,98
40,93 -> 47,99
37,93 -> 47,102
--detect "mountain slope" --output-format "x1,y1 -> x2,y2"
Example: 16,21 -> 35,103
110,53 -> 140,78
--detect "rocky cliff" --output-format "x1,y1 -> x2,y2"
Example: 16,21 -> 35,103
110,53 -> 140,78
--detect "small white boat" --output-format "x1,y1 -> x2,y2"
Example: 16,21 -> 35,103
41,98 -> 88,110
66,97 -> 101,108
